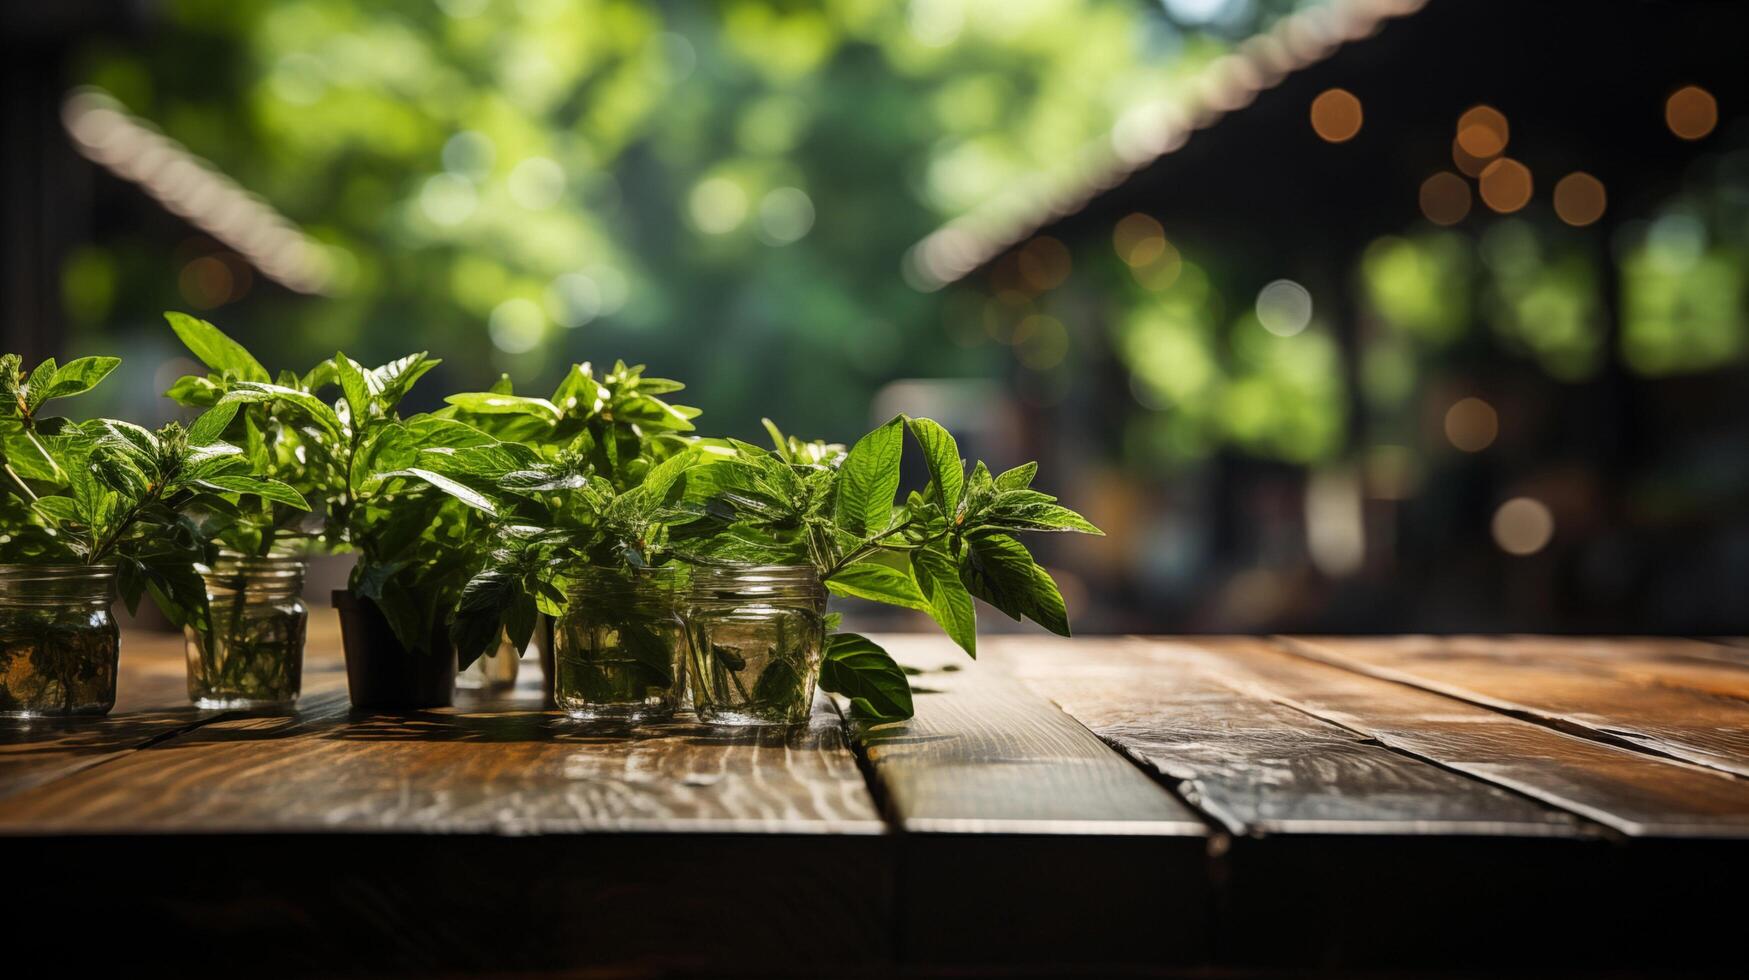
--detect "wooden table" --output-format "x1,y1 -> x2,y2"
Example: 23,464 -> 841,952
4,625 -> 1747,976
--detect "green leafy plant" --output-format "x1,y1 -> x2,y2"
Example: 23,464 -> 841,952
161,315 -> 497,655
1,351 -> 305,628
424,361 -> 710,672
440,446 -> 714,669
443,360 -> 700,488
684,416 -> 1101,721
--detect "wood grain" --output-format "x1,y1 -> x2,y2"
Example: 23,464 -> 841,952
1036,636 -> 1749,838
1281,635 -> 1749,778
3,622 -> 895,972
992,636 -> 1749,970
985,635 -> 1580,837
846,634 -> 1210,967
0,662 -> 882,835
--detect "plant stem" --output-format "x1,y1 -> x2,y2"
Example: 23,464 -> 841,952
3,461 -> 38,502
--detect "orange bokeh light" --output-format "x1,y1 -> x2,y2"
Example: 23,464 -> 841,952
1478,158 -> 1533,214
1665,85 -> 1718,140
1418,171 -> 1472,226
1455,105 -> 1509,158
1310,88 -> 1363,143
1553,172 -> 1607,227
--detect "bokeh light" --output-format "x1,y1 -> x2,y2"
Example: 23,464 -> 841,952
756,187 -> 816,245
1443,396 -> 1498,452
1018,236 -> 1071,291
1478,157 -> 1533,213
1492,497 -> 1554,555
1664,85 -> 1718,140
689,177 -> 749,234
488,297 -> 546,354
1113,213 -> 1166,267
1553,172 -> 1607,227
1418,171 -> 1471,226
1255,279 -> 1313,336
1455,105 -> 1509,158
1310,88 -> 1363,143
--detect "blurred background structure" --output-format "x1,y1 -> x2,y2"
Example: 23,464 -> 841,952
5,0 -> 1746,634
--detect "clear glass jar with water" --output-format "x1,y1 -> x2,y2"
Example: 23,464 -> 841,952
184,553 -> 307,709
686,564 -> 827,726
0,564 -> 120,717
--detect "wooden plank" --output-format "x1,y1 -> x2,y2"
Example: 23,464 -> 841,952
1111,637 -> 1749,837
992,636 -> 1749,970
844,634 -> 1210,967
2,630 -> 894,972
1281,635 -> 1749,778
0,619 -> 349,801
986,635 -> 1580,837
0,657 -> 883,835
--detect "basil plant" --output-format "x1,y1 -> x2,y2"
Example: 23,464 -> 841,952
1,350 -> 305,630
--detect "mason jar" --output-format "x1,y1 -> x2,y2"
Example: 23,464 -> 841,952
184,554 -> 307,709
686,564 -> 827,726
553,565 -> 687,721
0,564 -> 121,717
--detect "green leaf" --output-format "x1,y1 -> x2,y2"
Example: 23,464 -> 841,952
163,374 -> 222,407
90,444 -> 150,498
826,560 -> 929,611
164,312 -> 270,382
366,353 -> 439,409
35,356 -> 119,407
819,632 -> 914,721
912,543 -> 977,656
960,533 -> 1069,636
444,392 -> 562,421
985,499 -> 1103,535
393,467 -> 497,514
197,475 -> 310,511
21,358 -> 57,414
761,418 -> 788,456
334,352 -> 370,422
834,415 -> 903,535
907,417 -> 964,517
451,568 -> 517,669
30,495 -> 80,525
187,403 -> 238,446
218,382 -> 343,439
994,462 -> 1037,491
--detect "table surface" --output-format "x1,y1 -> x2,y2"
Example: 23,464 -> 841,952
5,622 -> 1748,975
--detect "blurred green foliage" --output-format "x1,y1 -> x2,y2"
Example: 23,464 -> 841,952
70,0 -> 1252,441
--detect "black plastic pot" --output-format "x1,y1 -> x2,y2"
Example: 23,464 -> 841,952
333,590 -> 456,710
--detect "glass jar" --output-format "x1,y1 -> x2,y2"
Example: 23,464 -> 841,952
0,564 -> 120,717
553,565 -> 687,721
184,554 -> 307,709
457,631 -> 522,691
686,565 -> 827,726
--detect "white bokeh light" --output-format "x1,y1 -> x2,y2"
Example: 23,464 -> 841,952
488,297 -> 546,353
1255,279 -> 1313,337
757,187 -> 815,245
507,156 -> 566,210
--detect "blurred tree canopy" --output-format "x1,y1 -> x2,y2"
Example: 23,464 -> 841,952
68,0 -> 1274,439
